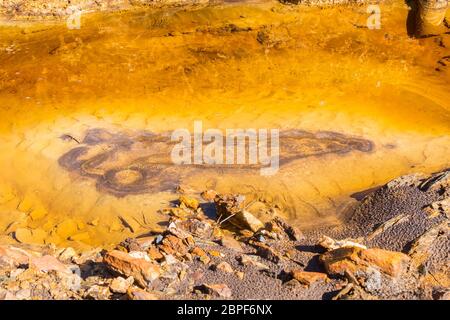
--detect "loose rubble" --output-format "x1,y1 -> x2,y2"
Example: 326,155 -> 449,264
0,169 -> 449,300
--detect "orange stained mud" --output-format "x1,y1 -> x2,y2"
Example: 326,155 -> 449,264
0,1 -> 449,249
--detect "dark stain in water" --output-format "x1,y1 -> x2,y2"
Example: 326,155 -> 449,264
58,128 -> 374,197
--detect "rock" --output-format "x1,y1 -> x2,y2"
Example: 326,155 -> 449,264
14,288 -> 31,300
166,208 -> 190,220
128,251 -> 151,261
72,248 -> 102,265
200,283 -> 232,298
366,214 -> 409,241
332,283 -> 378,300
103,250 -> 161,288
420,170 -> 450,192
58,270 -> 82,292
162,253 -> 179,265
215,194 -> 264,232
238,254 -> 269,270
320,247 -> 410,278
424,198 -> 450,219
127,288 -> 159,300
135,236 -> 156,250
1,291 -> 18,300
408,220 -> 449,268
192,270 -> 205,281
434,289 -> 450,300
208,250 -> 224,258
201,190 -> 218,201
0,245 -> 32,267
159,235 -> 188,256
234,211 -> 264,232
213,261 -> 234,273
191,247 -> 211,264
213,261 -> 233,273
147,246 -> 164,261
191,246 -> 207,258
386,173 -> 427,189
251,241 -> 283,263
318,236 -> 367,251
29,255 -> 72,274
179,219 -> 212,239
270,217 -> 304,241
84,285 -> 111,300
235,271 -> 244,280
219,236 -> 243,252
212,227 -> 224,239
179,195 -> 199,210
167,221 -> 192,239
9,268 -> 25,279
290,270 -> 328,286
110,276 -> 134,294
238,229 -> 255,238
119,237 -> 144,252
285,248 -> 297,259
199,255 -> 211,265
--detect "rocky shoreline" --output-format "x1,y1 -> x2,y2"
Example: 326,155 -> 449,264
0,169 -> 448,300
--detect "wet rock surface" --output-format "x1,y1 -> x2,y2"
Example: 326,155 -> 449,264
0,169 -> 448,299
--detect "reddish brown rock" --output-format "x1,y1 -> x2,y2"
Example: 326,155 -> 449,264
358,248 -> 411,277
0,245 -> 32,267
214,261 -> 234,273
219,236 -> 243,252
29,255 -> 71,274
191,246 -> 207,258
147,246 -> 164,261
135,236 -> 156,250
238,254 -> 269,270
290,270 -> 328,286
251,241 -> 282,263
180,219 -> 212,239
214,194 -> 263,232
208,250 -> 224,258
159,235 -> 188,256
270,217 -> 304,241
104,250 -> 160,288
320,247 -> 410,278
127,288 -> 159,300
201,283 -> 232,298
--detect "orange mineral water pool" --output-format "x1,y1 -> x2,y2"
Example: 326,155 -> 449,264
0,1 -> 449,248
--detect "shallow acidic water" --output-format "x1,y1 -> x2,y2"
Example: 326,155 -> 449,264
0,2 -> 449,247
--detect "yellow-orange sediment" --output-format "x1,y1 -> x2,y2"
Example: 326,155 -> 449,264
0,1 -> 449,248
